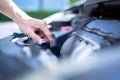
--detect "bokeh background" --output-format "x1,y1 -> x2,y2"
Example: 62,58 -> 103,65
0,0 -> 80,39
0,0 -> 80,21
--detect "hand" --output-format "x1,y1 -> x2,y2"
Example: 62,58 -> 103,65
0,0 -> 52,46
16,17 -> 52,45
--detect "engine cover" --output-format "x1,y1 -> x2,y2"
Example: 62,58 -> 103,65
61,20 -> 120,58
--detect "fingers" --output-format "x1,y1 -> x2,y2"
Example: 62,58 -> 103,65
24,19 -> 52,46
41,26 -> 52,46
35,30 -> 45,38
45,31 -> 52,47
29,30 -> 42,45
40,21 -> 52,46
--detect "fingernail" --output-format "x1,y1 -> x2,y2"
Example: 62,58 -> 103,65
39,39 -> 42,45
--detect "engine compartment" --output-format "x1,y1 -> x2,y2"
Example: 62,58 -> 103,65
1,0 -> 120,80
85,0 -> 120,19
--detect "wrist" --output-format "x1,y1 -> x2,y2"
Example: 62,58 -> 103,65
13,13 -> 32,25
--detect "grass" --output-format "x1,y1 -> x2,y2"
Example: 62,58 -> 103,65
0,10 -> 59,22
26,10 -> 59,19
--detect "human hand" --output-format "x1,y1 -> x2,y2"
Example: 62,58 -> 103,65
0,0 -> 52,46
16,17 -> 52,46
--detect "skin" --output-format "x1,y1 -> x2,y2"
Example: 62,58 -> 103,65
0,0 -> 52,45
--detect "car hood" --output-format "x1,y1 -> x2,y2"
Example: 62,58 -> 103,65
85,0 -> 112,4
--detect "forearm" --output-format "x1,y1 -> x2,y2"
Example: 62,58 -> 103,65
0,0 -> 31,23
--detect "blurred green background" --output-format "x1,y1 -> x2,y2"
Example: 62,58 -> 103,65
0,10 -> 58,21
0,0 -> 80,22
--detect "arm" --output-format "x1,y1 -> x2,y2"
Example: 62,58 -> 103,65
0,0 -> 52,45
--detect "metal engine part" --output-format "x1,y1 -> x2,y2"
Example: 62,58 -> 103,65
61,19 -> 120,60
